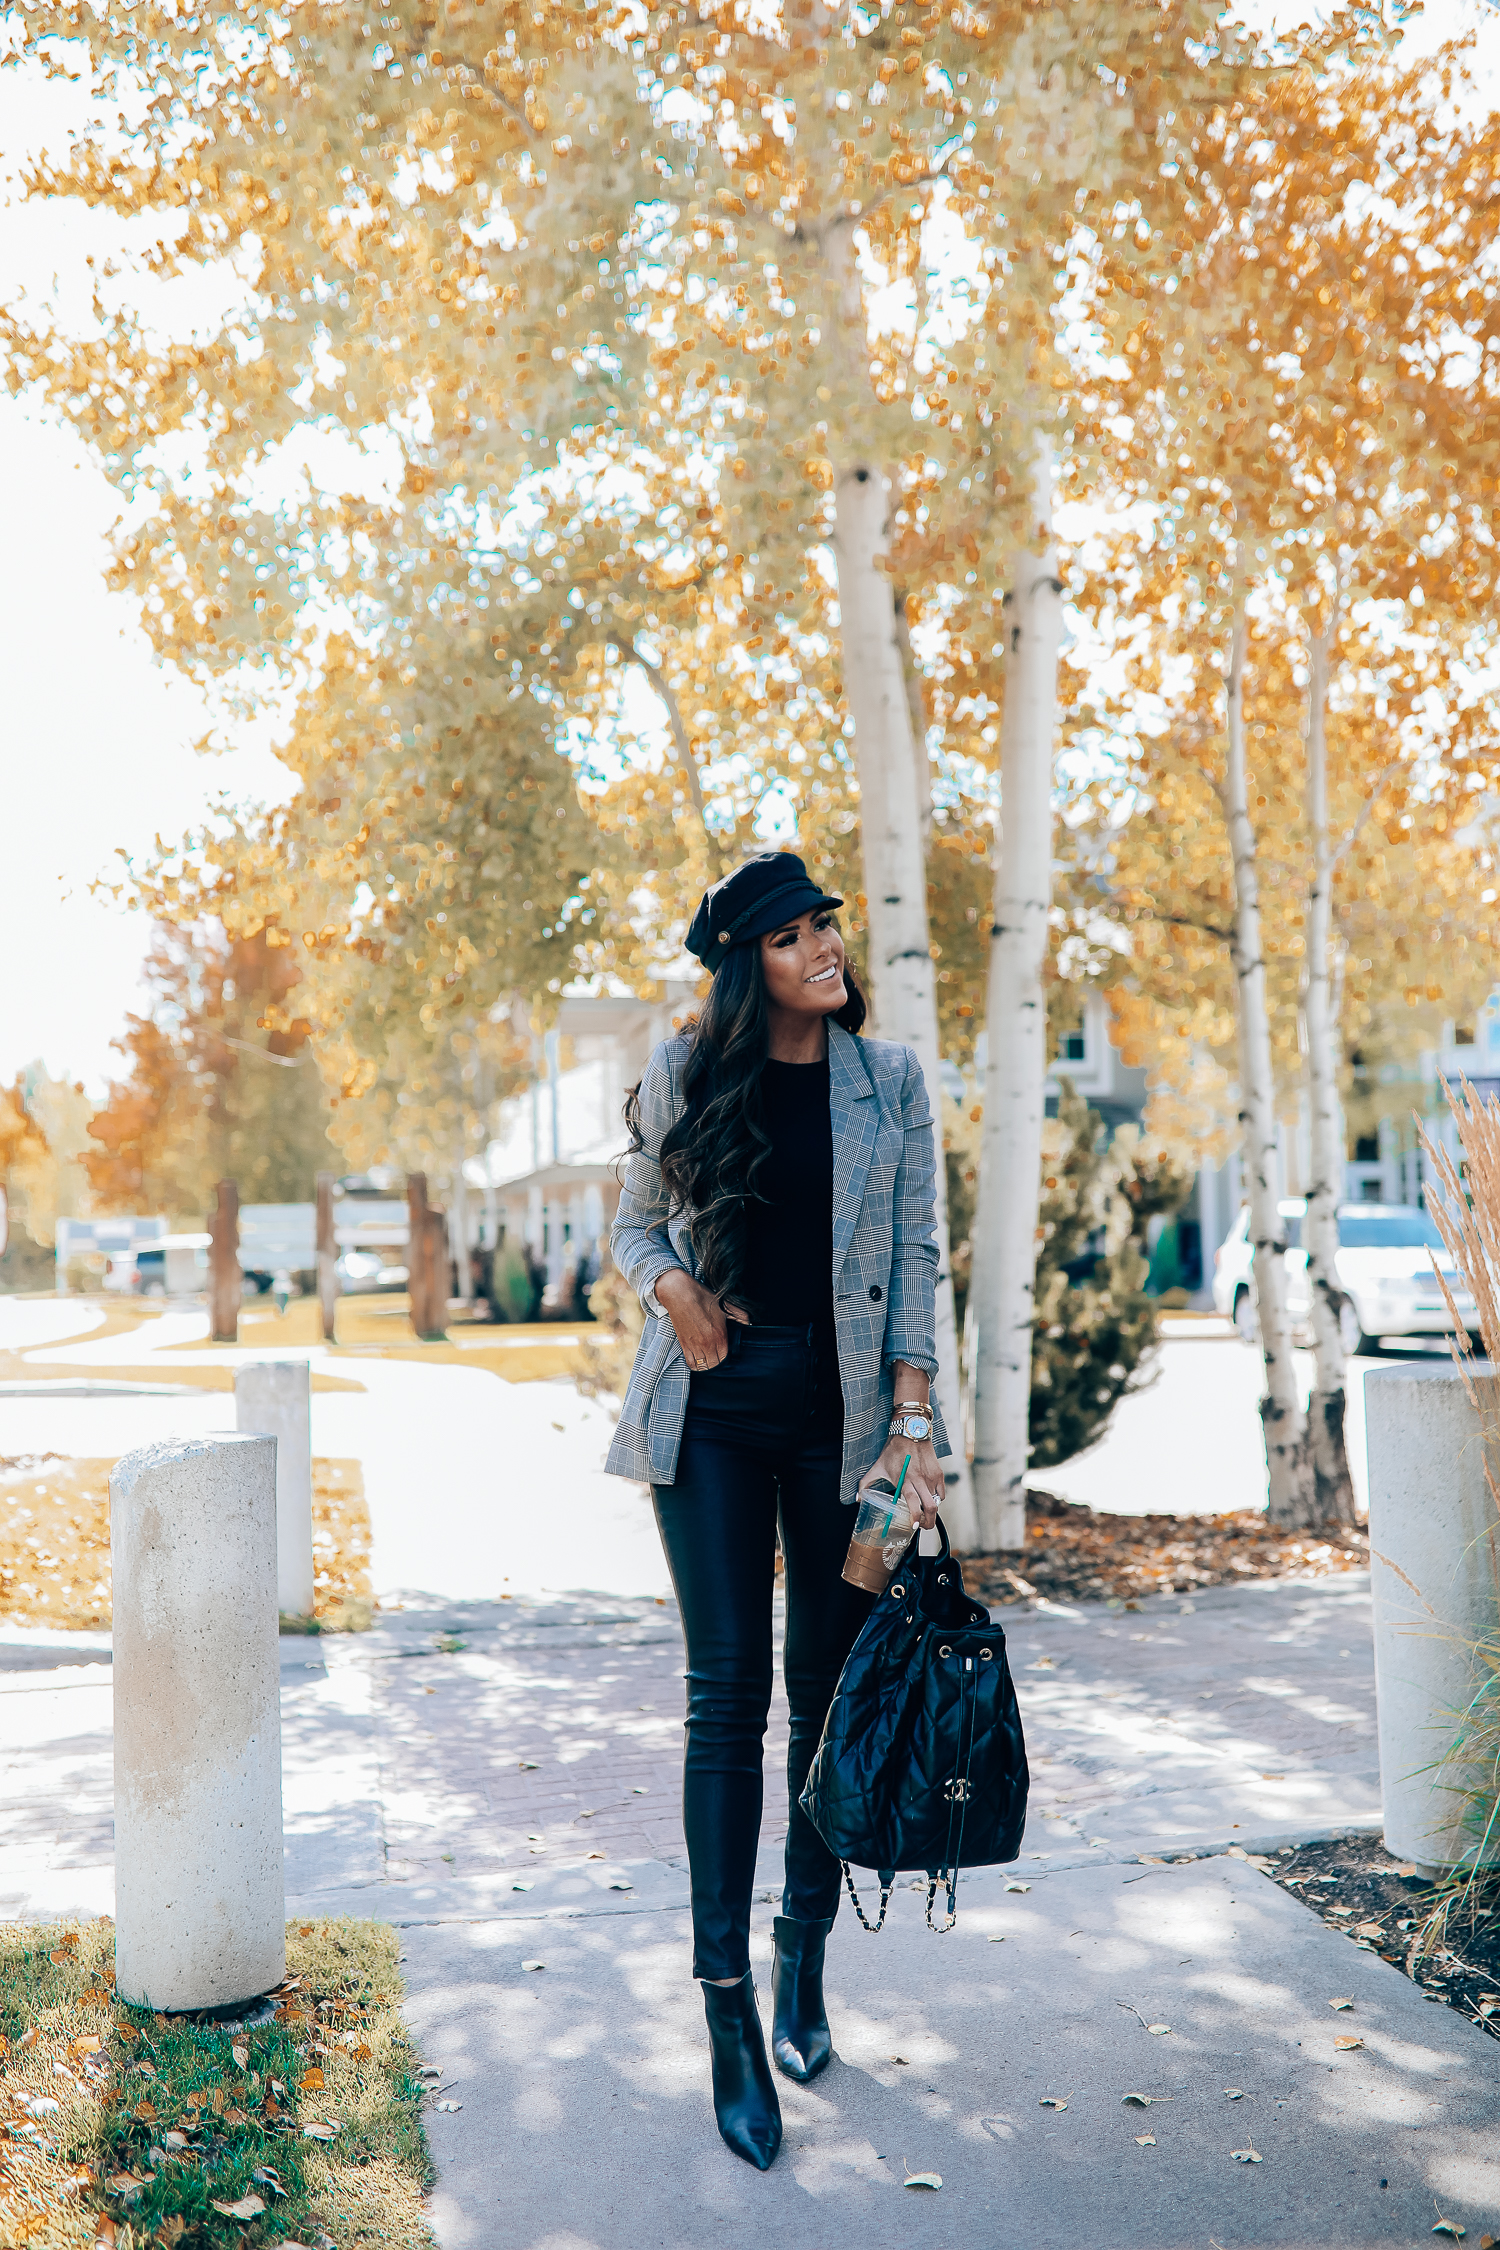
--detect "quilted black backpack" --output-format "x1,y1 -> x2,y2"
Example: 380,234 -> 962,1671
799,1517 -> 1029,1930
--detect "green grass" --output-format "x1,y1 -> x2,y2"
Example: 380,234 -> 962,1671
0,1917 -> 436,2250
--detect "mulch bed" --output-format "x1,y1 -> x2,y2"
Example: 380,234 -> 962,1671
966,1488 -> 1368,1608
1262,1834 -> 1500,2042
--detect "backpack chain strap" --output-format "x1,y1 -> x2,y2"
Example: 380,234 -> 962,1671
842,1860 -> 894,1934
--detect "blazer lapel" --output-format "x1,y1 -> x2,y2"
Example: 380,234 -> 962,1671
828,1021 -> 877,1270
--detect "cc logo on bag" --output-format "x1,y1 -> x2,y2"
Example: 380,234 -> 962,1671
943,1777 -> 973,1802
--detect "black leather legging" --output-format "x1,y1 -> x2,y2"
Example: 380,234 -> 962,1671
652,1322 -> 875,1982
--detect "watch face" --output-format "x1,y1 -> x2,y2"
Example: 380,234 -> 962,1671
902,1414 -> 932,1439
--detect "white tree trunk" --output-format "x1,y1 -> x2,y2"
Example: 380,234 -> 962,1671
1301,625 -> 1357,1523
835,461 -> 977,1550
1219,604 -> 1318,1525
969,447 -> 1063,1551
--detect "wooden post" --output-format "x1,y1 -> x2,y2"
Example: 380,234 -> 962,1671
425,1205 -> 450,1337
406,1173 -> 429,1335
315,1171 -> 339,1342
209,1179 -> 241,1343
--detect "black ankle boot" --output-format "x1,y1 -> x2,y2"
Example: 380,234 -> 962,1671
702,1973 -> 782,2170
771,1914 -> 835,2083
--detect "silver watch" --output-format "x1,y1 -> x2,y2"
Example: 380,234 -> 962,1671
889,1410 -> 932,1442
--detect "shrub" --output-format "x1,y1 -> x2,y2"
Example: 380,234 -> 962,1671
949,1084 -> 1194,1471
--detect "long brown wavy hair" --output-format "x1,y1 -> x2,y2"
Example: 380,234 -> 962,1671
623,933 -> 866,1307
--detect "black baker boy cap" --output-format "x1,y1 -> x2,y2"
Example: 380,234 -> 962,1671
685,851 -> 844,971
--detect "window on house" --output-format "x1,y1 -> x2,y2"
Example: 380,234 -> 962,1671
1061,1030 -> 1086,1062
1456,1025 -> 1476,1046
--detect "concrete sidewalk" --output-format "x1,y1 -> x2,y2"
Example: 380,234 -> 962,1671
404,1858 -> 1500,2249
4,1573 -> 1497,2244
1,1576 -> 1381,1925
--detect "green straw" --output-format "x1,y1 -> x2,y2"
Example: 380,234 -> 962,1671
876,1453 -> 913,1538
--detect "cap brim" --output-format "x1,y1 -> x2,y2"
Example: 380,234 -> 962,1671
734,887 -> 843,948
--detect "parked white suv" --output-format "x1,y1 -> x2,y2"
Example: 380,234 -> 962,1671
1212,1201 -> 1480,1354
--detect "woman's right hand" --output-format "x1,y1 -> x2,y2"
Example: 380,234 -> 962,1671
655,1269 -> 749,1371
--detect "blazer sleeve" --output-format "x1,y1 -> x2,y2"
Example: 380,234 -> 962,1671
609,1039 -> 690,1318
884,1045 -> 941,1375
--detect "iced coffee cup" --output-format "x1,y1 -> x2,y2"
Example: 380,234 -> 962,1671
841,1475 -> 916,1593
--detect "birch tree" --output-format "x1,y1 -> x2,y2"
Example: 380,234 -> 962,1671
1299,612 -> 1354,1515
969,447 -> 1063,1548
1072,37 -> 1500,1522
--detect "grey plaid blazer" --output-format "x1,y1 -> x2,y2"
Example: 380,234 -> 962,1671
604,1021 -> 950,1502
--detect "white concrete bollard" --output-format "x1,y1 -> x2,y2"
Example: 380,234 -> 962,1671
112,1433 -> 286,2011
234,1359 -> 315,1619
1365,1363 -> 1500,1876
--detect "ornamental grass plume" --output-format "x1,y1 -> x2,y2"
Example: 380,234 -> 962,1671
1410,1080 -> 1500,1945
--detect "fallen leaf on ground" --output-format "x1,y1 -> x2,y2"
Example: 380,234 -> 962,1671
518,1761 -> 540,1771
1354,1922 -> 1385,1939
511,1881 -> 534,1893
1329,1997 -> 1354,2010
1224,2088 -> 1244,2100
417,2066 -> 442,2082
1148,2024 -> 1171,2036
585,1851 -> 606,1860
251,2167 -> 286,2195
988,1934 -> 1006,1943
301,2122 -> 338,2141
1038,2096 -> 1069,2110
163,2132 -> 188,2151
436,2098 -> 463,2112
609,1881 -> 633,1892
521,1960 -> 546,1972
1231,2148 -> 1262,2164
69,2035 -> 101,2058
1334,2035 -> 1364,2052
1259,1773 -> 1284,1781
20,2027 -> 39,2050
903,2172 -> 942,2190
1135,2134 -> 1157,2146
890,2055 -> 909,2066
210,2195 -> 266,2221
1122,2094 -> 1172,2107
232,2039 -> 249,2068
1005,1881 -> 1031,1894
107,2174 -> 147,2196
299,2067 -> 325,2091
1432,2223 -> 1466,2240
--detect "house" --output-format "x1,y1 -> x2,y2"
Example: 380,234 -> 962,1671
474,982 -> 699,1308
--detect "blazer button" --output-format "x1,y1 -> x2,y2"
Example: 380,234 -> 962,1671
869,1285 -> 882,1302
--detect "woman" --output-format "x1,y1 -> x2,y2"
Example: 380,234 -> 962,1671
606,849 -> 951,2170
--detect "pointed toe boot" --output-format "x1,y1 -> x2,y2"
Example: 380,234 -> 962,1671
771,1913 -> 835,2083
702,1973 -> 783,2170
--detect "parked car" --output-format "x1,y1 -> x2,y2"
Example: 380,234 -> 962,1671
1212,1200 -> 1480,1353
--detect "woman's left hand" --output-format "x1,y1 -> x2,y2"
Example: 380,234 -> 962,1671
858,1436 -> 943,1531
